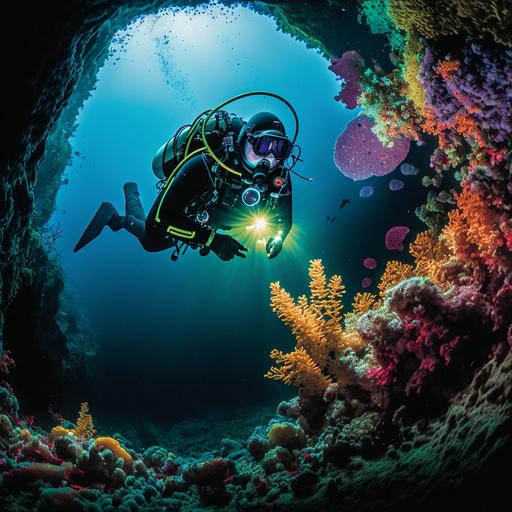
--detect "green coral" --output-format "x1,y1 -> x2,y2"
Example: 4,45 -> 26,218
358,0 -> 405,50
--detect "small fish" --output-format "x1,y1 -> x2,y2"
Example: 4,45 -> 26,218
339,199 -> 351,210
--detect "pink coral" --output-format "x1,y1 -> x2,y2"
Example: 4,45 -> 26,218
361,278 -> 496,394
329,51 -> 364,109
363,258 -> 377,270
385,226 -> 410,251
334,115 -> 410,181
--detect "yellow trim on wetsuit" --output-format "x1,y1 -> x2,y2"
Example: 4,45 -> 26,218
167,226 -> 196,239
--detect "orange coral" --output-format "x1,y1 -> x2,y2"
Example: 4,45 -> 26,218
443,185 -> 505,267
266,260 -> 364,396
409,230 -> 453,289
453,113 -> 486,148
50,402 -> 95,440
265,348 -> 331,397
49,426 -> 74,440
436,59 -> 460,81
75,402 -> 94,439
338,329 -> 366,353
350,292 -> 379,316
378,261 -> 415,298
94,437 -> 133,470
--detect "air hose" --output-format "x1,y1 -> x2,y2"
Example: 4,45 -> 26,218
182,91 -> 299,176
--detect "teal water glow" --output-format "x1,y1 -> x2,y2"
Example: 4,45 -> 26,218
49,3 -> 423,424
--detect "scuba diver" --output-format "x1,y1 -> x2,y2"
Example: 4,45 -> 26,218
73,92 -> 307,262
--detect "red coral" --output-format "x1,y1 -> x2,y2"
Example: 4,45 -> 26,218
364,279 -> 492,395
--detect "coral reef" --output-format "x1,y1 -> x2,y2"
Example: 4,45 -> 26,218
1,0 -> 511,510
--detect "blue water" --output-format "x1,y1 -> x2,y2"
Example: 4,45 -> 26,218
49,3 -> 425,425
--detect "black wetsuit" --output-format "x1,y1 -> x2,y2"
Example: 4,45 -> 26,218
122,132 -> 293,254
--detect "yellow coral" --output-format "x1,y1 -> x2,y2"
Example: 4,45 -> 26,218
266,260 -> 363,397
388,0 -> 512,47
350,292 -> 379,316
75,402 -> 94,439
409,230 -> 453,289
265,348 -> 331,397
49,426 -> 74,440
378,260 -> 415,298
308,259 -> 331,316
402,32 -> 426,111
94,437 -> 133,470
270,282 -> 331,365
338,329 -> 366,352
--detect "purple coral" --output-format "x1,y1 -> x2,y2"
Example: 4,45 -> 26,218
329,51 -> 364,109
389,179 -> 405,191
420,42 -> 512,145
359,185 -> 374,198
400,162 -> 420,175
334,116 -> 410,181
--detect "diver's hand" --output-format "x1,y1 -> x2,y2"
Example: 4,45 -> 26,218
266,237 -> 283,259
210,233 -> 248,261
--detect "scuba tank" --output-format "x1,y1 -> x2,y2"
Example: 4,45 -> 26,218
152,110 -> 244,180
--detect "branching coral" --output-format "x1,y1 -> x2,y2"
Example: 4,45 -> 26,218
420,42 -> 512,174
266,260 -> 367,397
443,185 -> 512,275
358,0 -> 405,50
359,67 -> 425,145
265,348 -> 332,397
49,402 -> 95,442
409,230 -> 453,289
0,351 -> 15,375
377,261 -> 415,298
75,402 -> 94,439
350,292 -> 380,316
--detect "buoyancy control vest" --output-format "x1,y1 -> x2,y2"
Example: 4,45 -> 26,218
152,110 -> 245,180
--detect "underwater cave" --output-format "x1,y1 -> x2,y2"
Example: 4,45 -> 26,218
1,1 -> 511,511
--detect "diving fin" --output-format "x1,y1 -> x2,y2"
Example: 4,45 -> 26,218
73,202 -> 121,253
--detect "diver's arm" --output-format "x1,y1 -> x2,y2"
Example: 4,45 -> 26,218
146,154 -> 215,246
267,178 -> 292,258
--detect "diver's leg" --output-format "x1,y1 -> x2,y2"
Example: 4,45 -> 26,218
122,182 -> 175,252
124,182 -> 146,221
124,216 -> 175,252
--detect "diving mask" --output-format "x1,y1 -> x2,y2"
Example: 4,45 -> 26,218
247,133 -> 293,160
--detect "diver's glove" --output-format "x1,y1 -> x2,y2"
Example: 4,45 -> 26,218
266,236 -> 283,259
209,233 -> 248,261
